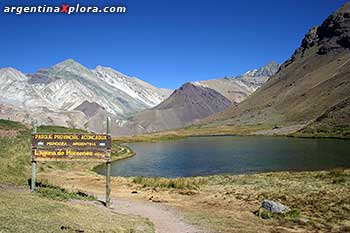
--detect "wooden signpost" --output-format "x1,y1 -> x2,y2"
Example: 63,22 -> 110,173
31,117 -> 112,208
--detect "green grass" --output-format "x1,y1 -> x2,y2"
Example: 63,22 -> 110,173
113,124 -> 272,144
0,129 -> 31,185
295,122 -> 350,139
0,119 -> 27,131
0,122 -> 96,185
0,123 -> 93,185
35,182 -> 96,201
113,134 -> 186,143
37,125 -> 88,134
255,208 -> 301,221
132,176 -> 207,190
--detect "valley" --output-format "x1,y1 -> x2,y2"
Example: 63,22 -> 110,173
0,60 -> 279,136
1,119 -> 349,232
0,2 -> 349,233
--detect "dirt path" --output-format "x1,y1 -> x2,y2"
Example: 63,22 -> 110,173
99,195 -> 206,233
0,129 -> 17,137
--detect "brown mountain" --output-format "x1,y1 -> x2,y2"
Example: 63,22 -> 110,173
201,3 -> 350,137
113,82 -> 232,135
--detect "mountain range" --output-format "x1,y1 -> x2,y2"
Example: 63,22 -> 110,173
113,61 -> 279,135
201,3 -> 350,137
0,59 -> 277,134
0,59 -> 171,130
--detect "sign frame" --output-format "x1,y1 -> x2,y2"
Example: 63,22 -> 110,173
31,117 -> 112,208
31,133 -> 112,162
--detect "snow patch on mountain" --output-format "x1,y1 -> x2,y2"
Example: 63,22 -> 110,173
198,61 -> 279,103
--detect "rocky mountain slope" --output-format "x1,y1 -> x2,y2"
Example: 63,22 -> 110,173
199,61 -> 279,103
201,3 -> 350,137
0,59 -> 171,129
115,83 -> 232,135
0,57 -> 277,135
112,62 -> 278,135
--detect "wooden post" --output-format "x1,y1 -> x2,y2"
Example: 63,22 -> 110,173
31,161 -> 36,192
106,117 -> 111,208
106,161 -> 111,207
31,121 -> 37,192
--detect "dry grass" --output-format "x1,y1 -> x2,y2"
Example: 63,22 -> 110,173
0,188 -> 154,233
113,124 -> 271,143
132,176 -> 207,190
43,168 -> 350,232
201,169 -> 350,232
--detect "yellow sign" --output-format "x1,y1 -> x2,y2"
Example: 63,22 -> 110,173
32,133 -> 111,161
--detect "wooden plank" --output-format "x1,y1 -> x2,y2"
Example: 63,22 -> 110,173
32,148 -> 110,161
31,133 -> 111,161
30,118 -> 113,208
32,133 -> 111,149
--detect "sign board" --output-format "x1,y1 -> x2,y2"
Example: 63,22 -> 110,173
31,133 -> 111,161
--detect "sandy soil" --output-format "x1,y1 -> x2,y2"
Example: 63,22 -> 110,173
107,196 -> 205,233
0,129 -> 17,137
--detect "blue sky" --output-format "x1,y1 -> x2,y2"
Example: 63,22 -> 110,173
0,0 -> 346,89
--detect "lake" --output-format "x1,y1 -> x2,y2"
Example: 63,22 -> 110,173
96,136 -> 350,178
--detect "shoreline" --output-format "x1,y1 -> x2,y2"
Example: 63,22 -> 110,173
92,144 -> 136,173
101,167 -> 350,179
112,128 -> 350,145
18,122 -> 350,232
31,126 -> 350,232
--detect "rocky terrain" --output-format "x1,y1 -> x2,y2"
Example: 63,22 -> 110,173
0,59 -> 171,131
0,58 -> 277,135
199,61 -> 279,103
112,62 -> 278,135
114,82 -> 232,135
201,3 -> 350,138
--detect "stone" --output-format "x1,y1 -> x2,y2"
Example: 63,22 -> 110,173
298,217 -> 310,224
261,200 -> 290,214
151,198 -> 161,203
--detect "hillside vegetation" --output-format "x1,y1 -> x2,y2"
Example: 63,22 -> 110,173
200,4 -> 350,139
295,97 -> 350,138
0,120 -> 154,233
